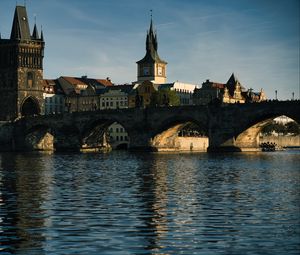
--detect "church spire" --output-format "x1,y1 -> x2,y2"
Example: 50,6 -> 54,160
149,10 -> 154,34
140,11 -> 164,64
146,10 -> 158,53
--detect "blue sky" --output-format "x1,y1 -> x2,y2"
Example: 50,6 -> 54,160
0,0 -> 299,99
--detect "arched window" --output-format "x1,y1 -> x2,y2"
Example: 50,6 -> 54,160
27,72 -> 34,88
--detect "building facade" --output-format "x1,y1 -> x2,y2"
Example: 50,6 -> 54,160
193,73 -> 267,105
0,5 -> 45,120
107,122 -> 130,149
43,79 -> 65,114
59,76 -> 114,113
160,82 -> 197,105
99,85 -> 132,110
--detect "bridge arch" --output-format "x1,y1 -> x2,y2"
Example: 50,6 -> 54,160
81,118 -> 130,151
24,123 -> 82,152
233,108 -> 299,151
150,117 -> 209,152
24,124 -> 54,151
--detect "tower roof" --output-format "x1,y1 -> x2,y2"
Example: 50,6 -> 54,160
40,29 -> 44,41
32,24 -> 39,40
137,17 -> 167,64
226,73 -> 239,86
226,73 -> 246,95
10,6 -> 31,40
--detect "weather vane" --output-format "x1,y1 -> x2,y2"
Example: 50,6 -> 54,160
150,9 -> 153,19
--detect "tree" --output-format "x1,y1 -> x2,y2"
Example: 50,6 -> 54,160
285,121 -> 300,135
150,89 -> 180,107
261,120 -> 300,135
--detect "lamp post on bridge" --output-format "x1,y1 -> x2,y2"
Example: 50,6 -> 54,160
292,92 -> 294,101
275,90 -> 278,100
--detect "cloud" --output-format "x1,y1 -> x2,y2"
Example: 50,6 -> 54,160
2,0 -> 298,100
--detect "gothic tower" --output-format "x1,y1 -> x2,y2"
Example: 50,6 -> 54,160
136,16 -> 167,84
0,5 -> 45,121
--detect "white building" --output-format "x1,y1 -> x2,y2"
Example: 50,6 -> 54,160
98,85 -> 134,149
99,85 -> 132,110
159,82 -> 198,105
43,79 -> 65,115
108,123 -> 129,149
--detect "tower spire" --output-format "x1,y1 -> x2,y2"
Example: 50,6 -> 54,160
10,5 -> 31,40
40,25 -> 44,41
32,15 -> 39,40
150,9 -> 153,31
146,10 -> 158,52
136,11 -> 167,83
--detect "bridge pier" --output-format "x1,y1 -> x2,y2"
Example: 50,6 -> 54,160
54,133 -> 82,152
207,128 -> 261,152
128,131 -> 156,151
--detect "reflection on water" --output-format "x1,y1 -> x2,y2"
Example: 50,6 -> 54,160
0,151 -> 299,255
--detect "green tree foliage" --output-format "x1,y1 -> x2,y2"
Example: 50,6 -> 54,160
150,89 -> 180,107
285,121 -> 300,134
261,120 -> 300,135
179,122 -> 208,137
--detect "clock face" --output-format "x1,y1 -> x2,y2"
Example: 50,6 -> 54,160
158,66 -> 163,76
143,67 -> 149,75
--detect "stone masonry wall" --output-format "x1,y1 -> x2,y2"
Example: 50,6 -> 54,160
259,135 -> 300,147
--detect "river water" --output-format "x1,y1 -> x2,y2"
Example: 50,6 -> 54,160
0,151 -> 299,255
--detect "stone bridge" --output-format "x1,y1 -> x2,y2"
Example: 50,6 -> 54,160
11,100 -> 300,152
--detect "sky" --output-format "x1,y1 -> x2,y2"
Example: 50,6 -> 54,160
0,0 -> 299,100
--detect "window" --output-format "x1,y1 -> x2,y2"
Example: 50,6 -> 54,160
27,72 -> 34,87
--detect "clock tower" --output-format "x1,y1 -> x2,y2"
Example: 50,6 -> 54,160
136,16 -> 167,84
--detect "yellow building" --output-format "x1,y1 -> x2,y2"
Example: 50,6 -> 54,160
129,80 -> 159,108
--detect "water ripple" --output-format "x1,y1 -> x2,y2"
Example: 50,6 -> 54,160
0,151 -> 299,254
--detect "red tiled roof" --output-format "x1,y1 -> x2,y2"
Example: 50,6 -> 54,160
43,79 -> 56,86
211,83 -> 225,89
62,76 -> 87,85
95,79 -> 113,87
